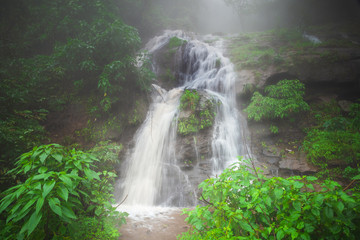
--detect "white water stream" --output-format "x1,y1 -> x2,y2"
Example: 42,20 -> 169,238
117,31 -> 250,217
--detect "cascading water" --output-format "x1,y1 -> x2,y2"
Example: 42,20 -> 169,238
116,30 -> 250,213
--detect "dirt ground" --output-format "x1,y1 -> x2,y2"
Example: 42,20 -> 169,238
119,208 -> 190,240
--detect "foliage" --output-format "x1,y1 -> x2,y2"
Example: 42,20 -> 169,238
168,37 -> 187,49
245,79 -> 309,121
76,115 -> 124,143
0,0 -> 152,172
88,141 -> 123,171
69,215 -> 125,240
178,90 -> 217,135
229,41 -> 277,69
303,130 -> 360,165
303,102 -> 360,169
269,124 -> 279,134
179,158 -> 360,240
0,113 -> 47,169
180,90 -> 201,111
0,144 -> 126,239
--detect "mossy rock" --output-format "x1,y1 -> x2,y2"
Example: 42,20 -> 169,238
177,90 -> 218,135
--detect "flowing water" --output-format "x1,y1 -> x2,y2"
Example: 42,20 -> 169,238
116,31 -> 250,218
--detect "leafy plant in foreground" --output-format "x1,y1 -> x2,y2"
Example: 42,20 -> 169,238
179,158 -> 360,240
0,144 -> 126,239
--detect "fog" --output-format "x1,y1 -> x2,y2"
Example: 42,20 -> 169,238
196,0 -> 242,33
119,0 -> 360,39
193,0 -> 360,34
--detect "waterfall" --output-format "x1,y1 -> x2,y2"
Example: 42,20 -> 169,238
117,31 -> 250,211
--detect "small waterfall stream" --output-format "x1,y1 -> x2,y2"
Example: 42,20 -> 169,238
116,31 -> 250,214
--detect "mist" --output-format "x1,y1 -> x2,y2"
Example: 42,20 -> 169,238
195,0 -> 242,34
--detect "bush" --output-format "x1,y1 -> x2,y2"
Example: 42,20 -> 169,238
303,129 -> 360,166
179,158 -> 360,240
245,79 -> 309,121
0,144 -> 126,239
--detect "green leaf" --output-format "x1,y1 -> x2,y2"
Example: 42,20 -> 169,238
48,197 -> 62,217
95,207 -> 102,216
74,161 -> 82,170
59,174 -> 73,188
38,166 -> 48,174
265,196 -> 272,207
311,208 -> 320,217
306,184 -> 314,191
239,221 -> 254,233
300,232 -> 311,240
36,197 -> 45,214
57,186 -> 69,202
293,181 -> 304,189
293,201 -> 302,212
335,201 -> 344,213
84,168 -> 100,181
340,192 -> 355,203
42,180 -> 56,198
61,205 -> 77,219
20,211 -> 42,237
314,194 -> 324,205
33,173 -> 51,180
297,221 -> 305,230
306,176 -> 317,181
24,164 -> 31,174
276,229 -> 285,240
18,198 -> 37,217
324,206 -> 334,219
12,199 -> 36,223
274,188 -> 283,199
304,223 -> 315,233
0,195 -> 16,215
352,174 -> 360,180
52,153 -> 63,162
15,186 -> 27,198
39,152 -> 49,163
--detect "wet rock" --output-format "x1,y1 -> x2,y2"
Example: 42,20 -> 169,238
175,90 -> 217,169
279,153 -> 318,173
262,148 -> 281,158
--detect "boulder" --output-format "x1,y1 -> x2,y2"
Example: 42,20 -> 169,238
279,153 -> 318,173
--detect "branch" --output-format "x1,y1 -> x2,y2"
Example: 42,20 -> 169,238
115,194 -> 128,208
200,193 -> 214,206
343,179 -> 358,192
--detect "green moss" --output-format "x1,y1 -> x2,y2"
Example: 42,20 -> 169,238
178,90 -> 217,135
168,37 -> 186,49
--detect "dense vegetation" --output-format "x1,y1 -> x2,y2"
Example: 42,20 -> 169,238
1,0 -> 360,239
179,158 -> 360,240
0,144 -> 125,239
0,0 -> 151,176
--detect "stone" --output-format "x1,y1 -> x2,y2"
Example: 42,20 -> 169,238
279,156 -> 318,173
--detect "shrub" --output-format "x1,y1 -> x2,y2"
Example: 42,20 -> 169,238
0,144 -> 126,240
245,79 -> 309,121
303,129 -> 360,166
180,89 -> 200,111
179,158 -> 360,240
